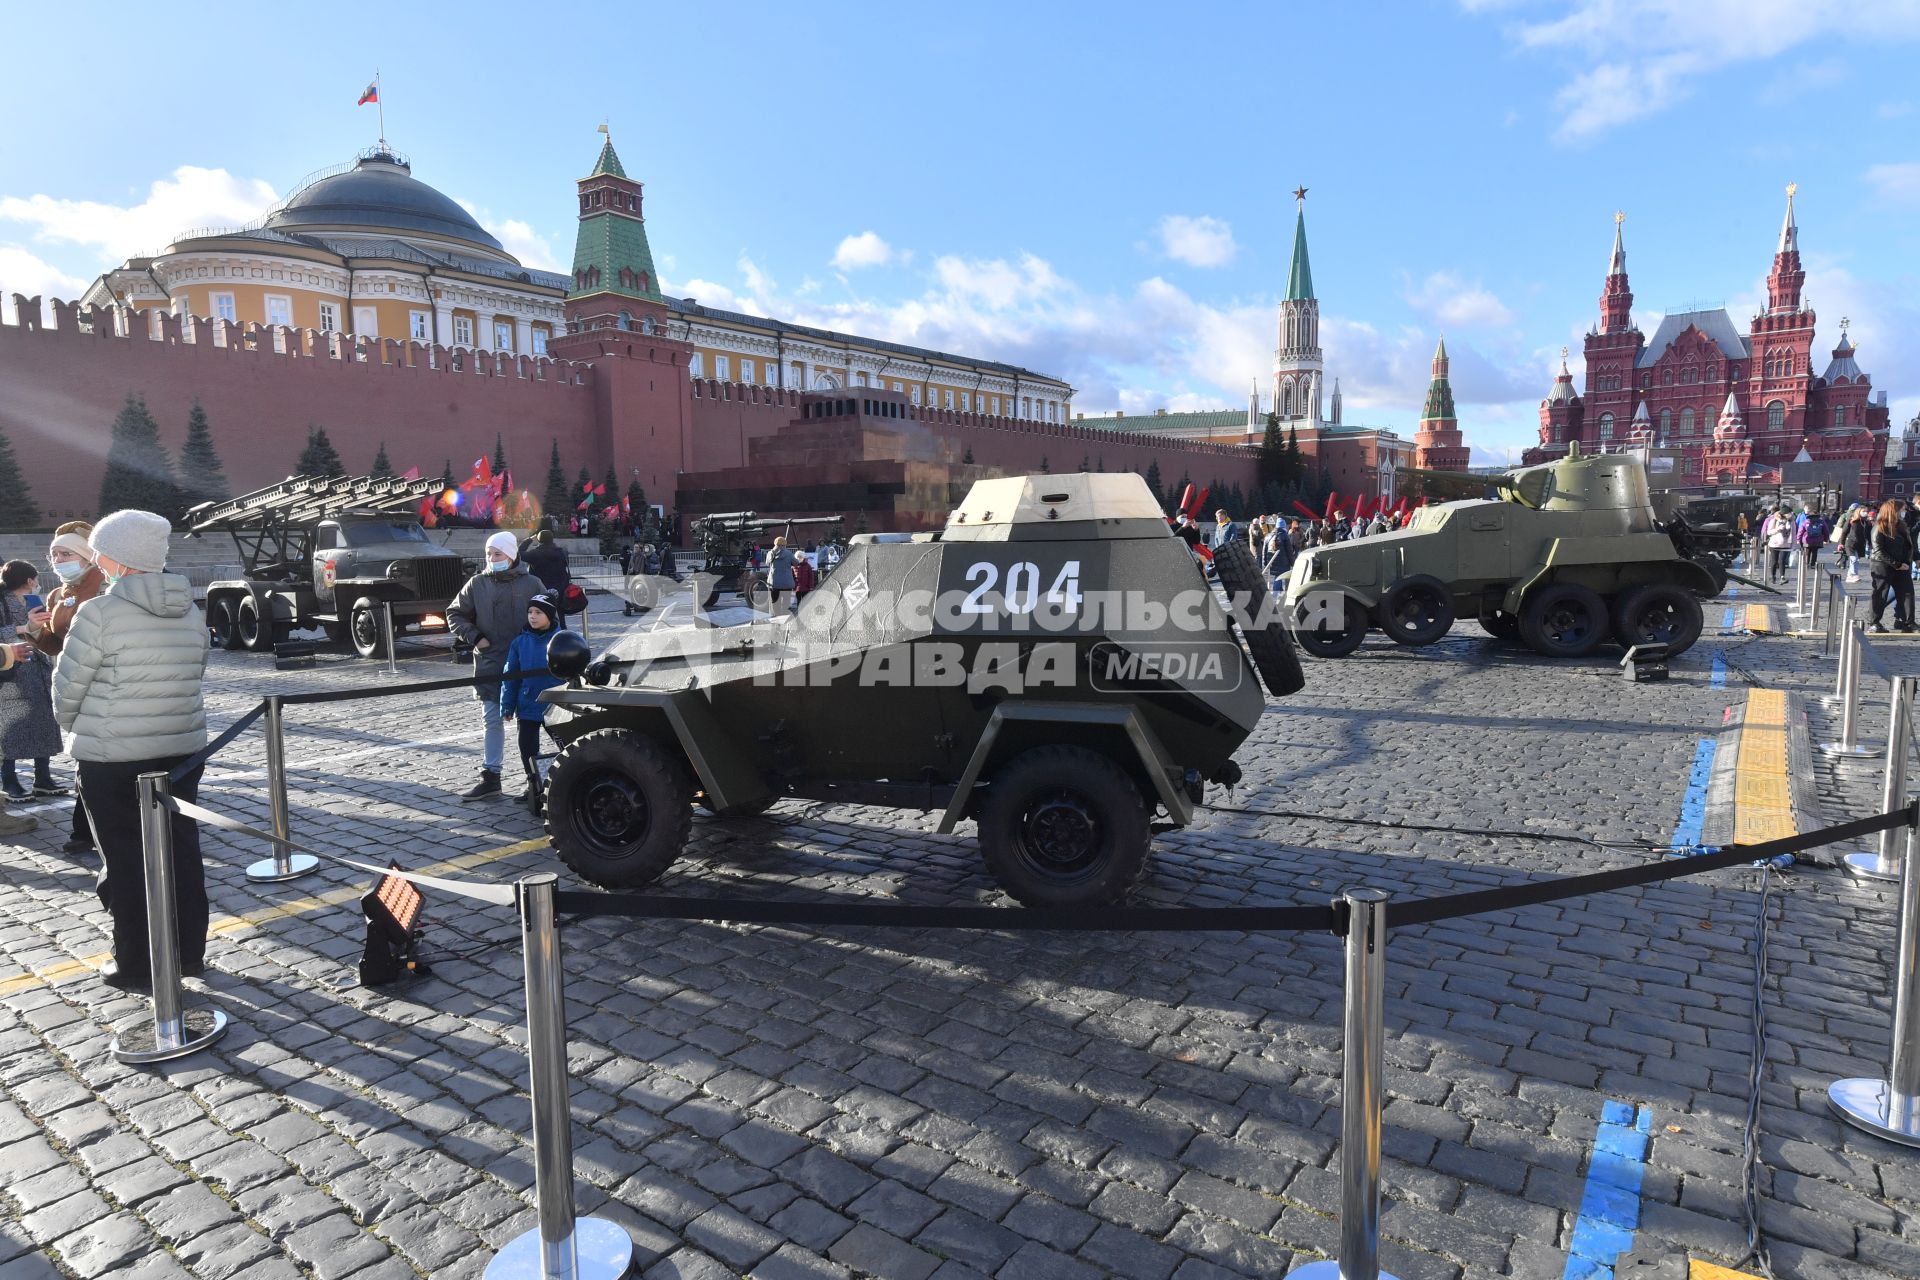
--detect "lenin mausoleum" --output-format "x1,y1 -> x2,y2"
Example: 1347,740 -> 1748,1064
0,135 -> 1256,531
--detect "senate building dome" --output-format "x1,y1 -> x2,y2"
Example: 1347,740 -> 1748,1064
262,151 -> 508,258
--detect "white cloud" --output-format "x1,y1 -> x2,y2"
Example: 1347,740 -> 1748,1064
831,231 -> 896,271
1480,1 -> 1920,143
1864,162 -> 1920,206
1155,215 -> 1238,268
0,246 -> 87,322
0,166 -> 278,255
1404,270 -> 1516,328
737,253 -> 776,298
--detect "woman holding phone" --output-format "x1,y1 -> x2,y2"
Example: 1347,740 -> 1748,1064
0,559 -> 66,801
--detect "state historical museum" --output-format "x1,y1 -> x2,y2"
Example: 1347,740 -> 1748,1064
1527,188 -> 1889,501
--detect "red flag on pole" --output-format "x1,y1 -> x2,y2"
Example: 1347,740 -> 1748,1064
1291,500 -> 1319,520
1323,492 -> 1340,521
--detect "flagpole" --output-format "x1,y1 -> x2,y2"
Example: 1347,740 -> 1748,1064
376,69 -> 386,150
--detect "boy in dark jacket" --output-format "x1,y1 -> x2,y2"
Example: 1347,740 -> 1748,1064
501,592 -> 565,807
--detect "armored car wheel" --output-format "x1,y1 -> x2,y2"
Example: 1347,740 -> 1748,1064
1210,541 -> 1306,695
1612,584 -> 1703,658
978,746 -> 1151,908
1479,610 -> 1520,641
1292,594 -> 1368,658
207,596 -> 243,651
1378,575 -> 1455,647
1519,583 -> 1608,658
545,729 -> 694,889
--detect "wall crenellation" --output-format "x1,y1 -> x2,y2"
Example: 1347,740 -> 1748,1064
4,295 -> 596,393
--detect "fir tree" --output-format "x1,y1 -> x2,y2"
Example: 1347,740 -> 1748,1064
370,442 -> 394,479
625,478 -> 647,514
1258,413 -> 1286,490
98,394 -> 179,518
441,459 -> 455,489
177,401 -> 230,510
0,426 -> 42,532
1172,470 -> 1192,515
604,464 -> 619,498
295,425 -> 346,478
1284,425 -> 1307,486
961,445 -> 975,465
1097,455 -> 1105,472
1079,455 -> 1090,472
542,439 -> 570,518
1144,459 -> 1163,508
1039,455 -> 1051,474
492,433 -> 508,477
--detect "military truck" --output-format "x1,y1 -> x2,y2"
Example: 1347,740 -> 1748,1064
534,472 -> 1303,907
187,475 -> 470,658
1281,445 -> 1727,660
687,511 -> 846,607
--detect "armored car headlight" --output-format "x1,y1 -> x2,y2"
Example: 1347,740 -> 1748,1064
545,630 -> 592,681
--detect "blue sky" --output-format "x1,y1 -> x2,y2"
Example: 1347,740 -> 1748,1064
4,0 -> 1918,462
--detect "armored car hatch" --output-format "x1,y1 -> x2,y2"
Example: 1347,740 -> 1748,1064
536,471 -> 1304,908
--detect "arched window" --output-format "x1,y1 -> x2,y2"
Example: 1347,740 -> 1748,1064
618,310 -> 631,330
1681,366 -> 1698,385
1282,382 -> 1293,417
1835,406 -> 1846,429
1285,315 -> 1294,349
1659,408 -> 1672,438
1661,368 -> 1673,386
1767,399 -> 1785,430
1598,412 -> 1614,440
1680,408 -> 1694,436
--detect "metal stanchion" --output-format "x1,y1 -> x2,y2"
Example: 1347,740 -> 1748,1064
579,593 -> 590,642
382,602 -> 399,677
1822,616 -> 1857,708
1811,559 -> 1826,634
1846,677 -> 1915,883
1823,573 -> 1843,659
111,773 -> 228,1064
1829,823 -> 1920,1147
246,697 -> 318,883
1793,551 -> 1811,619
1819,620 -> 1882,760
484,874 -> 632,1280
1294,889 -> 1403,1280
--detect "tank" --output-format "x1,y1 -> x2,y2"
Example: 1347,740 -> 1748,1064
1279,445 -> 1728,659
533,471 -> 1304,907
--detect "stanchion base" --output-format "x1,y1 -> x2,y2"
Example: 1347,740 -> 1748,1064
1842,852 -> 1902,882
245,853 -> 320,883
1828,1078 -> 1920,1148
483,1218 -> 633,1280
1815,742 -> 1884,760
1291,1263 -> 1403,1279
111,1008 -> 227,1064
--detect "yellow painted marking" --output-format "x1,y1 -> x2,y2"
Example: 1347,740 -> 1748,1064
1743,603 -> 1776,634
1730,688 -> 1796,844
0,836 -> 549,997
1690,1261 -> 1765,1280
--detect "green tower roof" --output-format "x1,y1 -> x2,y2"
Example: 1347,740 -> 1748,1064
570,138 -> 662,303
1285,208 -> 1314,301
589,137 -> 626,178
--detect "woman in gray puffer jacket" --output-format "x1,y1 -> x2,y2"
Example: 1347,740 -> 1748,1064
52,510 -> 210,992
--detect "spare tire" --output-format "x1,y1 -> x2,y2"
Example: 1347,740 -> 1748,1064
1377,574 -> 1455,646
1210,541 -> 1306,695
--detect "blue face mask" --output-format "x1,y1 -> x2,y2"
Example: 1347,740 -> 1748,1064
52,561 -> 86,584
102,572 -> 122,589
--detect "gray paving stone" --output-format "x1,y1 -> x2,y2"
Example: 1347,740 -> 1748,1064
826,1223 -> 940,1280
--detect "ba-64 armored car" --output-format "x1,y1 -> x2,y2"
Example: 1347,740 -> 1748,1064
187,474 -> 469,658
1281,445 -> 1728,660
535,472 -> 1304,907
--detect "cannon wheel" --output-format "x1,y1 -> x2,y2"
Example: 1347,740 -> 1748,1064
546,729 -> 694,888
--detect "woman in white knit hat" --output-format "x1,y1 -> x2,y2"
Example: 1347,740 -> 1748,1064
447,530 -> 549,799
52,509 -> 210,991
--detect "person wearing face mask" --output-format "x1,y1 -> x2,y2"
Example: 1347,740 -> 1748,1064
51,510 -> 210,990
31,522 -> 107,855
447,531 -> 548,800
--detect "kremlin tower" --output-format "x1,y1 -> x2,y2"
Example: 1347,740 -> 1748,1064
1413,338 -> 1468,469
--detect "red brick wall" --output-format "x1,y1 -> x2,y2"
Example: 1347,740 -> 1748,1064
0,301 -> 602,522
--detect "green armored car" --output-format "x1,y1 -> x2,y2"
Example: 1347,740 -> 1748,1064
536,472 -> 1304,907
1281,445 -> 1728,659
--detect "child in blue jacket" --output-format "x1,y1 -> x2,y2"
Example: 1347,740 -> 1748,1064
501,592 -> 565,807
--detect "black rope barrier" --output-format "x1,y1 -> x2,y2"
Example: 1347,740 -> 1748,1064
276,665 -> 553,706
548,803 -> 1918,937
168,701 -> 268,782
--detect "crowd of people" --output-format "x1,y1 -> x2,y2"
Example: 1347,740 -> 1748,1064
1751,495 -> 1920,634
1175,503 -> 1418,582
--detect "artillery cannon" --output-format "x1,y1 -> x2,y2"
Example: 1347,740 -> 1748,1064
1281,445 -> 1728,659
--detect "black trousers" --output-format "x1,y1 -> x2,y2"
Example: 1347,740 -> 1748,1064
1872,572 -> 1915,628
517,719 -> 555,775
77,758 -> 207,977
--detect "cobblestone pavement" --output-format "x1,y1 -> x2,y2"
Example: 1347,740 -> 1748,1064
1,585 -> 1917,1280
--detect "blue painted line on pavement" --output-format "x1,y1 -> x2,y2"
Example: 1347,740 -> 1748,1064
1669,736 -> 1718,852
1721,606 -> 1737,630
1562,1101 -> 1653,1279
1710,651 -> 1727,688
